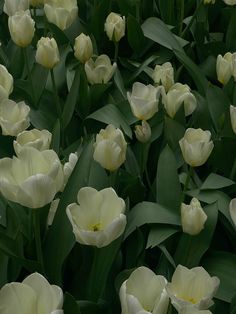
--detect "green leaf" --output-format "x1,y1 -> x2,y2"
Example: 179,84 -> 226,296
146,225 -> 179,248
127,15 -> 145,53
87,104 -> 132,138
202,251 -> 236,302
51,119 -> 60,154
156,145 -> 182,212
125,201 -> 180,239
114,68 -> 127,100
226,7 -> 236,51
201,173 -> 235,190
64,293 -> 81,314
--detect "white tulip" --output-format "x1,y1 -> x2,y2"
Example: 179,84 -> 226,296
44,0 -> 78,30
229,198 -> 236,226
0,147 -> 64,208
47,198 -> 60,226
36,37 -> 60,69
66,187 -> 126,248
222,0 -> 236,5
104,12 -> 125,42
13,128 -> 52,155
8,10 -> 35,47
181,198 -> 207,235
230,105 -> 236,134
127,82 -> 162,120
162,83 -> 197,118
0,272 -> 63,314
74,33 -> 93,63
179,308 -> 212,314
0,99 -> 30,136
0,64 -> 13,102
152,62 -> 174,91
85,54 -> 117,84
166,265 -> 220,311
93,124 -> 127,171
179,128 -> 214,167
3,0 -> 29,16
216,52 -> 236,85
135,120 -> 151,143
119,266 -> 169,314
62,152 -> 78,190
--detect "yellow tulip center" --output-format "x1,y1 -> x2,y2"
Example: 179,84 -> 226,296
179,295 -> 197,304
89,222 -> 102,231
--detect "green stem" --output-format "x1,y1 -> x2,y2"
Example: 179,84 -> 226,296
178,0 -> 185,36
230,158 -> 236,180
181,0 -> 202,38
23,47 -> 36,106
136,1 -> 140,23
181,166 -> 193,204
114,41 -> 119,63
50,69 -> 62,118
33,210 -> 45,274
109,169 -> 118,188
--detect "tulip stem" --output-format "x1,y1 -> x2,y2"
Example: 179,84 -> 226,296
33,210 -> 45,274
181,0 -> 202,38
230,157 -> 236,180
23,47 -> 36,106
181,166 -> 193,204
50,69 -> 62,118
114,41 -> 119,63
178,0 -> 185,36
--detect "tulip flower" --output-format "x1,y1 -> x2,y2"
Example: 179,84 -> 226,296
93,124 -> 127,171
13,128 -> 52,155
36,37 -> 60,69
181,198 -> 207,235
179,128 -> 214,167
0,272 -> 63,314
0,147 -> 64,208
179,308 -> 212,314
62,152 -> 78,190
119,266 -> 169,314
85,54 -> 117,84
135,120 -> 152,143
222,0 -> 236,4
216,52 -> 236,85
152,62 -> 174,91
104,12 -> 125,42
162,83 -> 197,118
3,0 -> 29,16
44,0 -> 78,30
66,187 -> 126,248
0,99 -> 30,136
167,265 -> 219,311
230,105 -> 236,134
8,10 -> 35,47
127,82 -> 162,120
74,33 -> 93,63
0,64 -> 13,102
229,198 -> 236,226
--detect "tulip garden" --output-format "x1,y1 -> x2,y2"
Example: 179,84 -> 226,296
0,0 -> 236,313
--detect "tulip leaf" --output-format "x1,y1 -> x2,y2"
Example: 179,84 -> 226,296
201,173 -> 235,190
156,145 -> 182,212
87,104 -> 132,138
125,201 -> 181,239
146,225 -> 179,248
202,251 -> 236,303
114,68 -> 127,100
51,119 -> 61,154
174,203 -> 218,268
64,293 -> 81,314
127,15 -> 145,53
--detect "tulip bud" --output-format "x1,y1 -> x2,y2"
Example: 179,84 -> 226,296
44,0 -> 78,30
181,198 -> 207,235
222,0 -> 236,4
135,120 -> 151,143
229,198 -> 236,226
152,62 -> 174,91
74,33 -> 93,63
62,152 -> 78,190
85,54 -> 117,85
35,37 -> 60,69
8,10 -> 35,47
162,83 -> 197,118
4,0 -> 29,16
93,124 -> 127,171
66,187 -> 126,248
179,128 -> 214,167
13,128 -> 52,155
216,52 -> 236,85
0,64 -> 13,102
104,12 -> 125,42
230,105 -> 236,134
0,99 -> 30,136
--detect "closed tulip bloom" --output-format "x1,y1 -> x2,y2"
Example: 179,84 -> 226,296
230,105 -> 236,134
223,0 -> 236,4
0,99 -> 30,136
229,198 -> 236,226
216,52 -> 236,85
162,83 -> 197,118
93,124 -> 127,171
85,54 -> 117,84
3,0 -> 29,16
166,265 -> 220,311
0,64 -> 13,102
36,37 -> 60,69
179,128 -> 214,167
119,266 -> 169,314
152,62 -> 174,91
181,198 -> 207,235
104,12 -> 125,42
0,272 -> 63,314
127,82 -> 162,120
74,33 -> 93,63
135,120 -> 151,143
44,0 -> 78,30
8,10 -> 35,47
0,147 -> 64,208
13,128 -> 52,155
66,187 -> 126,248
